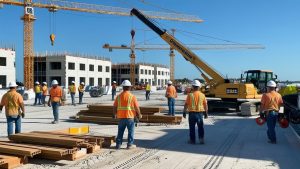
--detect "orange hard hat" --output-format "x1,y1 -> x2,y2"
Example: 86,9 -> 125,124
279,118 -> 289,128
256,117 -> 266,126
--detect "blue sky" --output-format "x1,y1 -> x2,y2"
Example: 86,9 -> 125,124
0,0 -> 299,81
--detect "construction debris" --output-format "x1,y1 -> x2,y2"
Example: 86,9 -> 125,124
73,104 -> 182,124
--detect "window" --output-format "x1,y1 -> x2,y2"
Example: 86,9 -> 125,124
98,78 -> 102,86
68,77 -> 75,86
50,62 -> 61,70
145,69 -> 148,75
158,79 -> 161,86
141,69 -> 144,74
50,76 -> 61,85
80,64 -> 85,71
68,62 -> 75,70
89,78 -> 94,86
148,70 -> 151,75
89,64 -> 94,71
106,78 -> 110,86
162,71 -> 164,76
80,77 -> 85,84
98,65 -> 102,72
158,71 -> 161,75
0,57 -> 6,66
0,75 -> 7,87
152,70 -> 154,75
105,66 -> 110,72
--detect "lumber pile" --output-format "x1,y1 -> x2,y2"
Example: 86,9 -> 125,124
73,104 -> 182,124
0,128 -> 115,168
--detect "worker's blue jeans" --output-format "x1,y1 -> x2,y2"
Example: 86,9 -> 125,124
79,92 -> 84,104
41,95 -> 46,104
34,93 -> 41,105
267,111 -> 278,142
51,102 -> 60,122
7,116 -> 21,136
189,112 -> 204,142
112,89 -> 116,101
146,91 -> 150,100
70,93 -> 76,105
116,118 -> 135,146
168,98 -> 175,116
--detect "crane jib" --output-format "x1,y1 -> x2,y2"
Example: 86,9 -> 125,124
169,38 -> 193,61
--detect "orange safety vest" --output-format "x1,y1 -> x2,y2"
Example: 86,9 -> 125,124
166,85 -> 177,98
187,91 -> 206,112
115,92 -> 137,119
42,86 -> 48,96
49,87 -> 62,102
261,91 -> 283,112
0,90 -> 23,117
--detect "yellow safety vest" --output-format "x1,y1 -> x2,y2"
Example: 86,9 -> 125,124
146,84 -> 151,91
69,85 -> 76,93
35,85 -> 41,93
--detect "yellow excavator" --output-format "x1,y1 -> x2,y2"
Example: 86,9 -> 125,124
130,8 -> 277,114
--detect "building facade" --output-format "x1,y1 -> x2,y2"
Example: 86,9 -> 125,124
0,48 -> 16,88
34,53 -> 111,87
112,63 -> 170,86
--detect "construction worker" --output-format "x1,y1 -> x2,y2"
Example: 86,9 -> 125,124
165,80 -> 177,116
260,80 -> 283,144
145,81 -> 151,100
183,80 -> 208,144
68,81 -> 76,106
112,81 -> 117,101
41,82 -> 48,106
48,80 -> 63,124
34,81 -> 42,105
0,82 -> 25,136
78,82 -> 85,104
113,80 -> 142,149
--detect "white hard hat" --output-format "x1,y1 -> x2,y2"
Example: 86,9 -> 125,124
121,80 -> 132,87
80,82 -> 85,85
192,80 -> 201,87
51,80 -> 59,85
42,82 -> 47,85
267,80 -> 276,88
8,82 -> 18,88
35,81 -> 40,85
167,81 -> 173,85
71,81 -> 75,84
113,81 -> 116,83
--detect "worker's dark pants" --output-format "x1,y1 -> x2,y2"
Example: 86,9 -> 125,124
168,98 -> 175,116
70,92 -> 76,105
79,92 -> 84,104
112,89 -> 116,101
34,93 -> 41,105
267,111 -> 278,142
146,91 -> 150,100
41,95 -> 47,104
51,102 -> 60,122
188,112 -> 204,142
116,118 -> 135,146
7,115 -> 21,136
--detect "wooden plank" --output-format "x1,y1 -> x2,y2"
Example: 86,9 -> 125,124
0,155 -> 26,169
0,144 -> 41,157
36,149 -> 87,161
76,116 -> 119,125
9,133 -> 85,147
0,141 -> 71,156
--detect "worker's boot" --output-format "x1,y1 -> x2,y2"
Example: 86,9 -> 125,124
127,144 -> 137,149
116,144 -> 121,150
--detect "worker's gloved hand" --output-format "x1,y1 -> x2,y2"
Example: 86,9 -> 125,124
21,112 -> 25,118
183,112 -> 186,118
204,112 -> 208,119
259,112 -> 265,118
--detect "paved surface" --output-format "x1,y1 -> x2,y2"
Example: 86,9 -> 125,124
0,90 -> 300,169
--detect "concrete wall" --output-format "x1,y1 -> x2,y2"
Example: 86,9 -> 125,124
0,48 -> 16,88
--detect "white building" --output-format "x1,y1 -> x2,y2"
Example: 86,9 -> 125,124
0,48 -> 16,88
34,53 -> 111,87
112,63 -> 170,86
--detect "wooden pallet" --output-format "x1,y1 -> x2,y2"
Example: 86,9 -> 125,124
0,155 -> 27,169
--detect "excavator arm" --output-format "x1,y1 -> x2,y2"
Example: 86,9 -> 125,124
130,8 -> 225,86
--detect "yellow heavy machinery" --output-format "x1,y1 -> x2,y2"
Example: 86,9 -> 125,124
130,8 -> 277,113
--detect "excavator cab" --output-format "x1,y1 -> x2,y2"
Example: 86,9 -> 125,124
244,70 -> 275,93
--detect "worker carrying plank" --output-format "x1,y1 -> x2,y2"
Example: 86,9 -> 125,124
260,80 -> 284,144
0,82 -> 25,136
183,80 -> 208,144
78,82 -> 85,104
165,80 -> 177,116
68,81 -> 76,106
48,80 -> 63,124
113,80 -> 142,149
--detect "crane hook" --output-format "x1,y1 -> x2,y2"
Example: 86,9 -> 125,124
50,33 -> 55,46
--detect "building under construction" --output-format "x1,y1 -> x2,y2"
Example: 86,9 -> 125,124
112,63 -> 170,86
0,47 -> 16,88
34,52 -> 111,87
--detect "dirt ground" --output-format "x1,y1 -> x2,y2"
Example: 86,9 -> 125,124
1,90 -> 300,169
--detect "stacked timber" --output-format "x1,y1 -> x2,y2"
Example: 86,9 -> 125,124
73,104 -> 182,124
0,130 -> 116,168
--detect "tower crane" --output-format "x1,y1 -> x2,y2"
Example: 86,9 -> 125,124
0,0 -> 202,89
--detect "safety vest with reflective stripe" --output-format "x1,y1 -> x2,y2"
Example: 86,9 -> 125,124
188,91 -> 206,112
116,92 -> 136,118
117,95 -> 134,111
